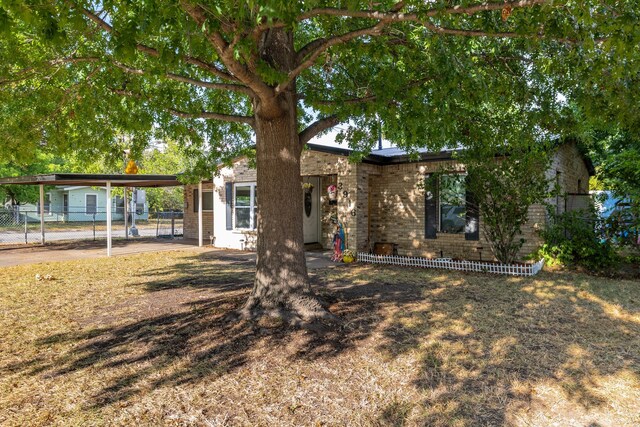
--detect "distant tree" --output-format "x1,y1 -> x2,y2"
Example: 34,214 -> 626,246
0,152 -> 64,206
140,141 -> 188,212
589,131 -> 640,203
1,1 -> 638,323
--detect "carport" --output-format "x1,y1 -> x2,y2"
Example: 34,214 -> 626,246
0,173 -> 211,256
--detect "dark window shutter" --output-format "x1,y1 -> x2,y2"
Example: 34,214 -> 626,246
425,174 -> 438,239
193,189 -> 198,213
225,182 -> 233,230
465,175 -> 480,241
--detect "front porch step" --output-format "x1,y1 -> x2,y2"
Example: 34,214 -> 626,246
304,242 -> 323,251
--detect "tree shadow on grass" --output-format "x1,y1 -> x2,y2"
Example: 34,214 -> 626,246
375,270 -> 640,425
6,254 -> 404,410
4,257 -> 639,425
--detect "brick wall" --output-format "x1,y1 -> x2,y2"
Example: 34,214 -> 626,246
368,160 -> 502,260
183,142 -> 591,260
547,142 -> 592,215
368,143 -> 590,261
183,182 -> 214,241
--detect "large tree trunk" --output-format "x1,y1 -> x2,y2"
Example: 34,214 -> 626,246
239,29 -> 335,324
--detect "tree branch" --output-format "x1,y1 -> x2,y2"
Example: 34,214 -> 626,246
298,0 -> 548,22
110,62 -> 249,93
302,94 -> 378,106
286,0 -> 565,95
179,1 -> 275,103
170,108 -> 255,126
279,23 -> 387,95
0,57 -> 100,86
80,6 -> 238,83
299,115 -> 340,145
165,73 -> 251,94
422,22 -> 522,38
299,76 -> 431,107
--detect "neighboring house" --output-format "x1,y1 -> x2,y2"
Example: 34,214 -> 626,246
18,186 -> 148,222
183,141 -> 593,261
592,191 -> 632,219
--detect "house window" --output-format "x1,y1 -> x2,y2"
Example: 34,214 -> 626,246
85,194 -> 98,215
234,183 -> 257,230
115,196 -> 124,215
192,189 -> 214,212
439,174 -> 466,233
36,193 -> 51,215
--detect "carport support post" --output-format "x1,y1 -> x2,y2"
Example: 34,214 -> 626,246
39,184 -> 45,244
198,180 -> 203,247
106,181 -> 112,256
211,170 -> 218,246
123,187 -> 128,239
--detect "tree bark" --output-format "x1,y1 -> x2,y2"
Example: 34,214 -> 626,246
238,29 -> 335,324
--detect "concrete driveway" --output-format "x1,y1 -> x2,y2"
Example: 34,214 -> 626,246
0,238 -> 337,269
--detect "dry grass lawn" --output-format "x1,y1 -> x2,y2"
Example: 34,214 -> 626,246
1,249 -> 639,426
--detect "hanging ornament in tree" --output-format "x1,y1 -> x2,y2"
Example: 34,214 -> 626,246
125,159 -> 139,174
502,6 -> 512,21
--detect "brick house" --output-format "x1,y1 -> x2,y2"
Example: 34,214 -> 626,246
183,141 -> 593,261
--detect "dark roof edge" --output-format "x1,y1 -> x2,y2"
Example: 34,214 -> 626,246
0,173 -> 181,187
305,143 -> 456,165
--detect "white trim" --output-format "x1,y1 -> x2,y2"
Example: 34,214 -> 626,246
233,182 -> 257,230
85,193 -> 99,215
60,186 -> 91,191
198,181 -> 203,247
39,185 -> 45,244
106,182 -> 112,256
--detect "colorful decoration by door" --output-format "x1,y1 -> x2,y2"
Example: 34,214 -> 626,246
331,222 -> 345,262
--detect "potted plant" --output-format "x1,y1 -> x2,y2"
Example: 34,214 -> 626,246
302,182 -> 314,193
342,249 -> 356,263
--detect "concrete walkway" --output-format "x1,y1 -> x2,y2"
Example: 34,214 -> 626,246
0,238 -> 337,269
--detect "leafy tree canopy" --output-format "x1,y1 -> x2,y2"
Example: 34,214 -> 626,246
2,1 -> 638,169
0,151 -> 64,204
139,140 -> 188,211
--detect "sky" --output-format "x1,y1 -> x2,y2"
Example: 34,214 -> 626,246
307,123 -> 394,149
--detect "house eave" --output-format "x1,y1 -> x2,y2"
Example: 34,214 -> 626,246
305,143 -> 458,165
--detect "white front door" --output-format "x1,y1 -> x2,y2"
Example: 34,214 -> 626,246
303,177 -> 320,244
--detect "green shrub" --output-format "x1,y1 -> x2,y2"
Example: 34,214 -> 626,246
537,209 -> 619,270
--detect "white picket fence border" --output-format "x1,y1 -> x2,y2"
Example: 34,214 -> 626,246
357,253 -> 545,277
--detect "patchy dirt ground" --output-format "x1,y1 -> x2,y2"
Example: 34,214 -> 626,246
1,250 -> 639,426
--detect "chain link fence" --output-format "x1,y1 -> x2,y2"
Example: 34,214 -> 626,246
0,206 -> 183,246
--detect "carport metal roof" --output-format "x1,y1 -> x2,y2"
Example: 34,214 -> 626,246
0,173 -> 198,257
0,173 -> 182,187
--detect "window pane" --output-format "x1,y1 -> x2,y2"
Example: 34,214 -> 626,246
193,190 -> 214,211
86,195 -> 97,214
440,175 -> 466,233
235,207 -> 250,228
235,186 -> 251,207
202,192 -> 213,211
